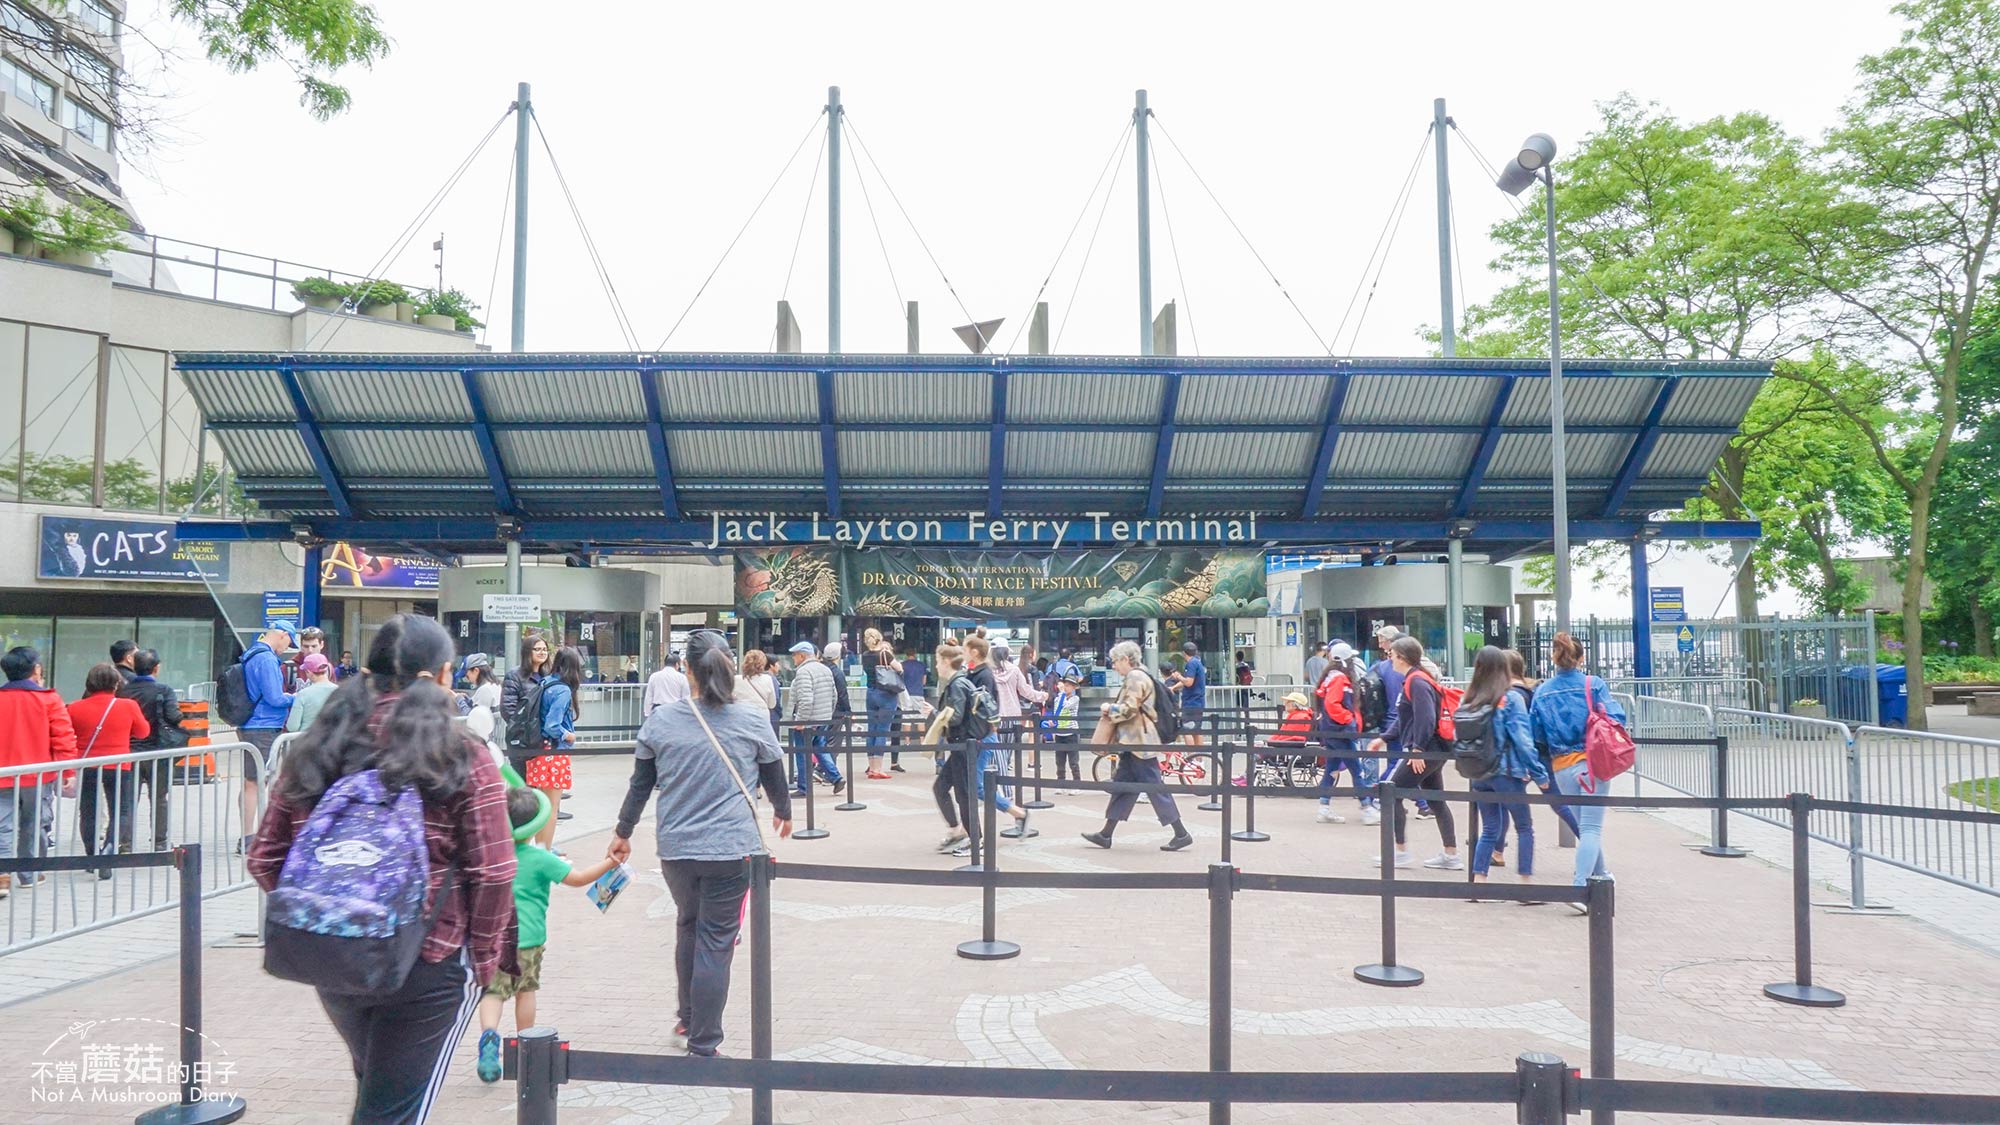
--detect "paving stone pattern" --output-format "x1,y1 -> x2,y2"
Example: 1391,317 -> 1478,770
1,754 -> 1997,1123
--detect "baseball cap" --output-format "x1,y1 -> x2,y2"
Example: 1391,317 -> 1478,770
788,641 -> 818,656
264,620 -> 299,643
1330,642 -> 1356,662
300,653 -> 332,674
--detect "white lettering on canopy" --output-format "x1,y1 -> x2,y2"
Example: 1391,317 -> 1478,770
706,511 -> 1256,548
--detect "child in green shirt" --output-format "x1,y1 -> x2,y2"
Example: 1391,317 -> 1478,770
475,789 -> 619,1083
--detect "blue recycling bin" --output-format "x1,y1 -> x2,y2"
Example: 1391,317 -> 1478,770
1874,663 -> 1908,727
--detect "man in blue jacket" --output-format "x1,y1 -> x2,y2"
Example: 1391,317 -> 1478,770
237,620 -> 296,851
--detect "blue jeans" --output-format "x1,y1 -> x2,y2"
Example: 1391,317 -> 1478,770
1472,775 -> 1532,876
974,740 -> 1014,813
865,689 -> 898,751
1315,742 -> 1376,807
1553,760 -> 1608,885
789,727 -> 841,791
1490,779 -> 1581,853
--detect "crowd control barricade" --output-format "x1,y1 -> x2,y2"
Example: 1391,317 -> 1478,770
1851,725 -> 2000,899
1609,676 -> 1764,712
1,740 -> 269,956
1715,708 -> 1856,856
570,682 -> 647,746
501,755 -> 2000,1125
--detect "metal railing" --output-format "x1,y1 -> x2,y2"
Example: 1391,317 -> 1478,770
1,740 -> 267,955
1852,725 -> 1999,897
1609,676 -> 1764,712
105,231 -> 429,314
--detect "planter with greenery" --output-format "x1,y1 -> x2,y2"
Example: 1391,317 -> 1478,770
42,196 -> 124,267
351,280 -> 410,319
414,287 -> 483,333
291,276 -> 351,310
2,191 -> 51,257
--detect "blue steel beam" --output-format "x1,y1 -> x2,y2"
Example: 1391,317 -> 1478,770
987,368 -> 1009,518
1600,376 -> 1681,517
1144,371 -> 1183,518
200,419 -> 1742,438
817,368 -> 841,517
275,364 -> 352,518
458,371 -> 516,514
1453,376 -> 1517,517
1299,372 -> 1353,518
635,369 -> 682,520
1630,539 -> 1655,678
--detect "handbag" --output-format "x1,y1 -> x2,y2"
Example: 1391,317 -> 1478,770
66,699 -> 116,798
1582,677 -> 1636,790
687,702 -> 773,854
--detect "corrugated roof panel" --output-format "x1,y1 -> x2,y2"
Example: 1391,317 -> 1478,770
658,368 -> 818,422
299,368 -> 471,422
1005,429 -> 1151,478
182,368 -> 292,421
1500,374 -> 1662,426
1645,432 -> 1731,478
1341,374 -> 1495,426
484,369 -> 646,422
668,430 -> 822,478
214,427 -> 316,477
838,430 -> 985,479
835,371 -> 990,423
1007,372 -> 1164,424
495,429 -> 655,479
1327,430 -> 1478,479
1660,375 -> 1763,426
1167,431 -> 1317,479
1485,431 -> 1634,479
1317,486 -> 1456,518
1175,374 -> 1332,424
322,428 -> 485,479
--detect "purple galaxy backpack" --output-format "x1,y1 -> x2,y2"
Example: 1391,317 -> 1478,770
263,769 -> 436,997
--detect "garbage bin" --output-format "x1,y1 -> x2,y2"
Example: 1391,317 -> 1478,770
1874,663 -> 1908,727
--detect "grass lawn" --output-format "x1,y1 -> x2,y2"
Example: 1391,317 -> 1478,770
1945,777 -> 1998,809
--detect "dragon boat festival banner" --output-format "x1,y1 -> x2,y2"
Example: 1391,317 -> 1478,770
735,548 -> 1269,621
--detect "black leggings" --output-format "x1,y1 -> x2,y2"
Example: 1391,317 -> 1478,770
1390,760 -> 1455,848
1055,739 -> 1081,781
318,949 -> 482,1124
931,749 -> 977,843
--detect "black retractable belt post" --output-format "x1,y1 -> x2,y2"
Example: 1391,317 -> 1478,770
837,720 -> 864,811
958,759 -> 1020,960
1231,742 -> 1268,843
1207,861 -> 1235,1125
1198,741 -> 1225,813
1466,794 -> 1480,885
1515,1052 -> 1568,1125
953,747 -> 983,875
794,737 -> 828,841
136,845 -> 247,1125
1001,741 -> 1039,838
1587,876 -> 1615,1125
1354,779 -> 1424,987
750,853 -> 775,1125
1218,760 -> 1233,865
1025,738 -> 1052,810
1763,792 -> 1846,1007
513,1027 -> 565,1125
1700,735 -> 1747,858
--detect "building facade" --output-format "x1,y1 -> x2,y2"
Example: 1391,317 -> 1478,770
2,0 -> 132,220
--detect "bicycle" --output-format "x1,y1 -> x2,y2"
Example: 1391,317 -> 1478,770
1090,745 -> 1219,786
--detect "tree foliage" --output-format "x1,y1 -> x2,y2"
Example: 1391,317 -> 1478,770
168,0 -> 391,121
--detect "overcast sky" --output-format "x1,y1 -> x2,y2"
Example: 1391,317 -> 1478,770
121,0 -> 1911,616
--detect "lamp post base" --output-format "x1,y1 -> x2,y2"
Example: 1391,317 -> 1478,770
1763,981 -> 1846,1008
1353,963 -> 1425,988
136,1096 -> 248,1125
956,939 -> 1020,961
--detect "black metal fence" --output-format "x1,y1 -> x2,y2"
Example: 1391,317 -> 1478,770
509,730 -> 2000,1125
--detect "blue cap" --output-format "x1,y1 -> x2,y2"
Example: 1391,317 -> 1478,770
264,620 -> 299,642
788,641 -> 818,656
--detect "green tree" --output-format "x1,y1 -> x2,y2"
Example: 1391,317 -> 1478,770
1774,0 -> 2000,728
1927,300 -> 2000,655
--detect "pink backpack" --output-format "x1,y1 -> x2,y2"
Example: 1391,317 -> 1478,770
1582,677 -> 1635,789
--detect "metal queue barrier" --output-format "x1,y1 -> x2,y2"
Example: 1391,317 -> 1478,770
502,753 -> 2000,1125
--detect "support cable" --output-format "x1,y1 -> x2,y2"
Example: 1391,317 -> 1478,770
840,115 -> 986,349
1328,128 -> 1432,355
531,108 -> 641,351
1447,170 -> 1470,345
308,105 -> 514,351
1053,124 -> 1135,353
1343,132 -> 1430,354
1002,119 -> 1133,355
655,110 -> 827,351
1151,138 -> 1199,356
848,126 -> 906,318
778,129 -> 830,305
477,142 -> 517,347
1147,114 -> 1330,353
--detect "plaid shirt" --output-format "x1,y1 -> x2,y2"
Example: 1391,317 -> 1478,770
247,692 -> 516,984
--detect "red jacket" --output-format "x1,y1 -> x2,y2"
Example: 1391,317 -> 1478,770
0,681 -> 79,788
1316,670 -> 1358,727
1273,706 -> 1314,744
67,693 -> 151,770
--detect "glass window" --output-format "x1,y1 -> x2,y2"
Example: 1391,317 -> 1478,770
137,618 -> 216,693
1,56 -> 55,115
65,46 -> 113,98
21,325 -> 101,505
67,99 -> 110,148
0,616 -> 56,666
51,616 -> 136,699
104,345 -> 165,511
73,0 -> 115,36
162,367 -> 214,513
0,320 -> 23,501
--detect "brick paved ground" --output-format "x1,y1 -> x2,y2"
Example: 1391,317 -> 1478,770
4,751 -> 1998,1124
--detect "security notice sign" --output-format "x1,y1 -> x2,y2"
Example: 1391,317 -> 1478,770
1649,587 -> 1687,623
481,594 -> 543,623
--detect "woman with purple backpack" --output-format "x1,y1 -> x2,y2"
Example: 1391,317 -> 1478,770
248,614 -> 516,1123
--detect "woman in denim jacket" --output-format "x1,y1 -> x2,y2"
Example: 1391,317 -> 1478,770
1529,632 -> 1627,908
1463,646 -> 1550,893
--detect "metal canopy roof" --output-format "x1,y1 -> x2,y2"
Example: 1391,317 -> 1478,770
174,351 -> 1767,553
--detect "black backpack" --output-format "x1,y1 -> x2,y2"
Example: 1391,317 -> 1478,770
946,673 -> 998,742
1450,700 -> 1502,781
1144,670 -> 1182,743
1353,664 -> 1388,733
216,658 -> 255,728
505,676 -> 549,754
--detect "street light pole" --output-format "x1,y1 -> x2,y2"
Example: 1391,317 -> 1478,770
1542,167 -> 1570,635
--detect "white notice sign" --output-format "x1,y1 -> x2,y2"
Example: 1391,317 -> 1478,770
481,594 -> 543,623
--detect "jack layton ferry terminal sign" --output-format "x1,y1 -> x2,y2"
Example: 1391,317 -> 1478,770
707,512 -> 1262,550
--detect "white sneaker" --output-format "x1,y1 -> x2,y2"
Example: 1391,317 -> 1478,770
1423,853 -> 1465,871
1360,805 -> 1382,826
1316,806 -> 1344,824
1371,852 -> 1416,870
